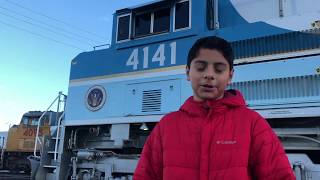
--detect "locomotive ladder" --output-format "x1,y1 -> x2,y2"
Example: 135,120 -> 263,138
33,91 -> 67,159
0,136 -> 5,169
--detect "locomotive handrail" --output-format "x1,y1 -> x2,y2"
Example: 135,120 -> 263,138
93,43 -> 110,50
54,111 -> 65,161
33,91 -> 65,158
0,136 -> 5,169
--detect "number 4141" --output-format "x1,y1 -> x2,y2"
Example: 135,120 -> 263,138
126,42 -> 177,70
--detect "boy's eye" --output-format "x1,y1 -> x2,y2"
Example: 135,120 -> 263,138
214,63 -> 226,73
195,62 -> 206,71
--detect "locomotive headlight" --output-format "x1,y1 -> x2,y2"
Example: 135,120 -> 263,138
85,85 -> 107,111
140,122 -> 149,131
316,67 -> 320,74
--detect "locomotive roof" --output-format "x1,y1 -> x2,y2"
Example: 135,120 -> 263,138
24,111 -> 55,117
116,0 -> 172,14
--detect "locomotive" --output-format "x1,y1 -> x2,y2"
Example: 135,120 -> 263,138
32,0 -> 320,179
0,111 -> 57,173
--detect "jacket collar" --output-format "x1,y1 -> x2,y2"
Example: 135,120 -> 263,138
180,89 -> 246,117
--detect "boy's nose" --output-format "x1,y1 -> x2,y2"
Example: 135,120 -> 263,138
203,67 -> 215,80
203,74 -> 214,80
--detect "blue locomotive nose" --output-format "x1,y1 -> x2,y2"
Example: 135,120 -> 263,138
27,0 -> 320,179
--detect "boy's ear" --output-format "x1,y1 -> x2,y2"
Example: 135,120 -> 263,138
186,67 -> 190,81
228,69 -> 234,84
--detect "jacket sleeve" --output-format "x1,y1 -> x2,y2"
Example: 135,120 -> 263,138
249,113 -> 296,180
133,124 -> 163,180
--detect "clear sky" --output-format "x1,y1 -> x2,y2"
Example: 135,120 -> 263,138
0,0 -> 150,131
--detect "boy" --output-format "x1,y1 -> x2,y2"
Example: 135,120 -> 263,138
133,36 -> 295,180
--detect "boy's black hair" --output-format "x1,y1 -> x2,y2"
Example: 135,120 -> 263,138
187,36 -> 234,70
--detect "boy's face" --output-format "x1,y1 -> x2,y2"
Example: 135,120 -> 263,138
186,48 -> 233,102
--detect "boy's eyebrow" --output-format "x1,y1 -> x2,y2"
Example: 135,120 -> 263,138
194,60 -> 227,66
214,62 -> 227,66
193,60 -> 207,64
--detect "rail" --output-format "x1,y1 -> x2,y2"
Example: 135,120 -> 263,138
33,91 -> 66,158
0,136 -> 5,169
54,111 -> 65,161
93,43 -> 110,50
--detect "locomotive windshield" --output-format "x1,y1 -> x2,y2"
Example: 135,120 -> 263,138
116,0 -> 190,42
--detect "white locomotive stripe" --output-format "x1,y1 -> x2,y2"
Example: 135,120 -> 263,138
69,65 -> 186,87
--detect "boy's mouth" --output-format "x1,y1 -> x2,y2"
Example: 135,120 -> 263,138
201,84 -> 215,89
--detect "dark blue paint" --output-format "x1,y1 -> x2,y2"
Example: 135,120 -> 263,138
69,0 -> 320,80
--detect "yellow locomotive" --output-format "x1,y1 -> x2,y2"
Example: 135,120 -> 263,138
1,111 -> 57,173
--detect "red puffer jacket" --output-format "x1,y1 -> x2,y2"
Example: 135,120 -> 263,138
134,90 -> 295,180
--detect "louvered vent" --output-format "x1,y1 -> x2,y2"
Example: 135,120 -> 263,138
142,89 -> 162,112
229,75 -> 320,101
231,28 -> 320,59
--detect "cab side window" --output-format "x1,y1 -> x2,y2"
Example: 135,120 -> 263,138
174,0 -> 190,30
135,12 -> 152,37
116,0 -> 190,42
22,117 -> 29,125
153,8 -> 170,34
134,8 -> 170,38
117,14 -> 131,41
31,118 -> 38,126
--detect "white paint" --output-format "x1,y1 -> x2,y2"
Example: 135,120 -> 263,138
116,13 -> 132,43
126,48 -> 139,70
231,0 -> 320,31
143,46 -> 149,68
126,42 -> 177,70
255,106 -> 320,119
63,115 -> 164,126
170,42 -> 177,65
69,67 -> 185,87
152,44 -> 165,66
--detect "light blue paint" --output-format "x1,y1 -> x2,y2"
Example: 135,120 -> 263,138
233,55 -> 320,81
65,82 -> 126,121
65,74 -> 187,124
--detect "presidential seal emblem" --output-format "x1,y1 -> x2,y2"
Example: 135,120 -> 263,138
85,85 -> 106,111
